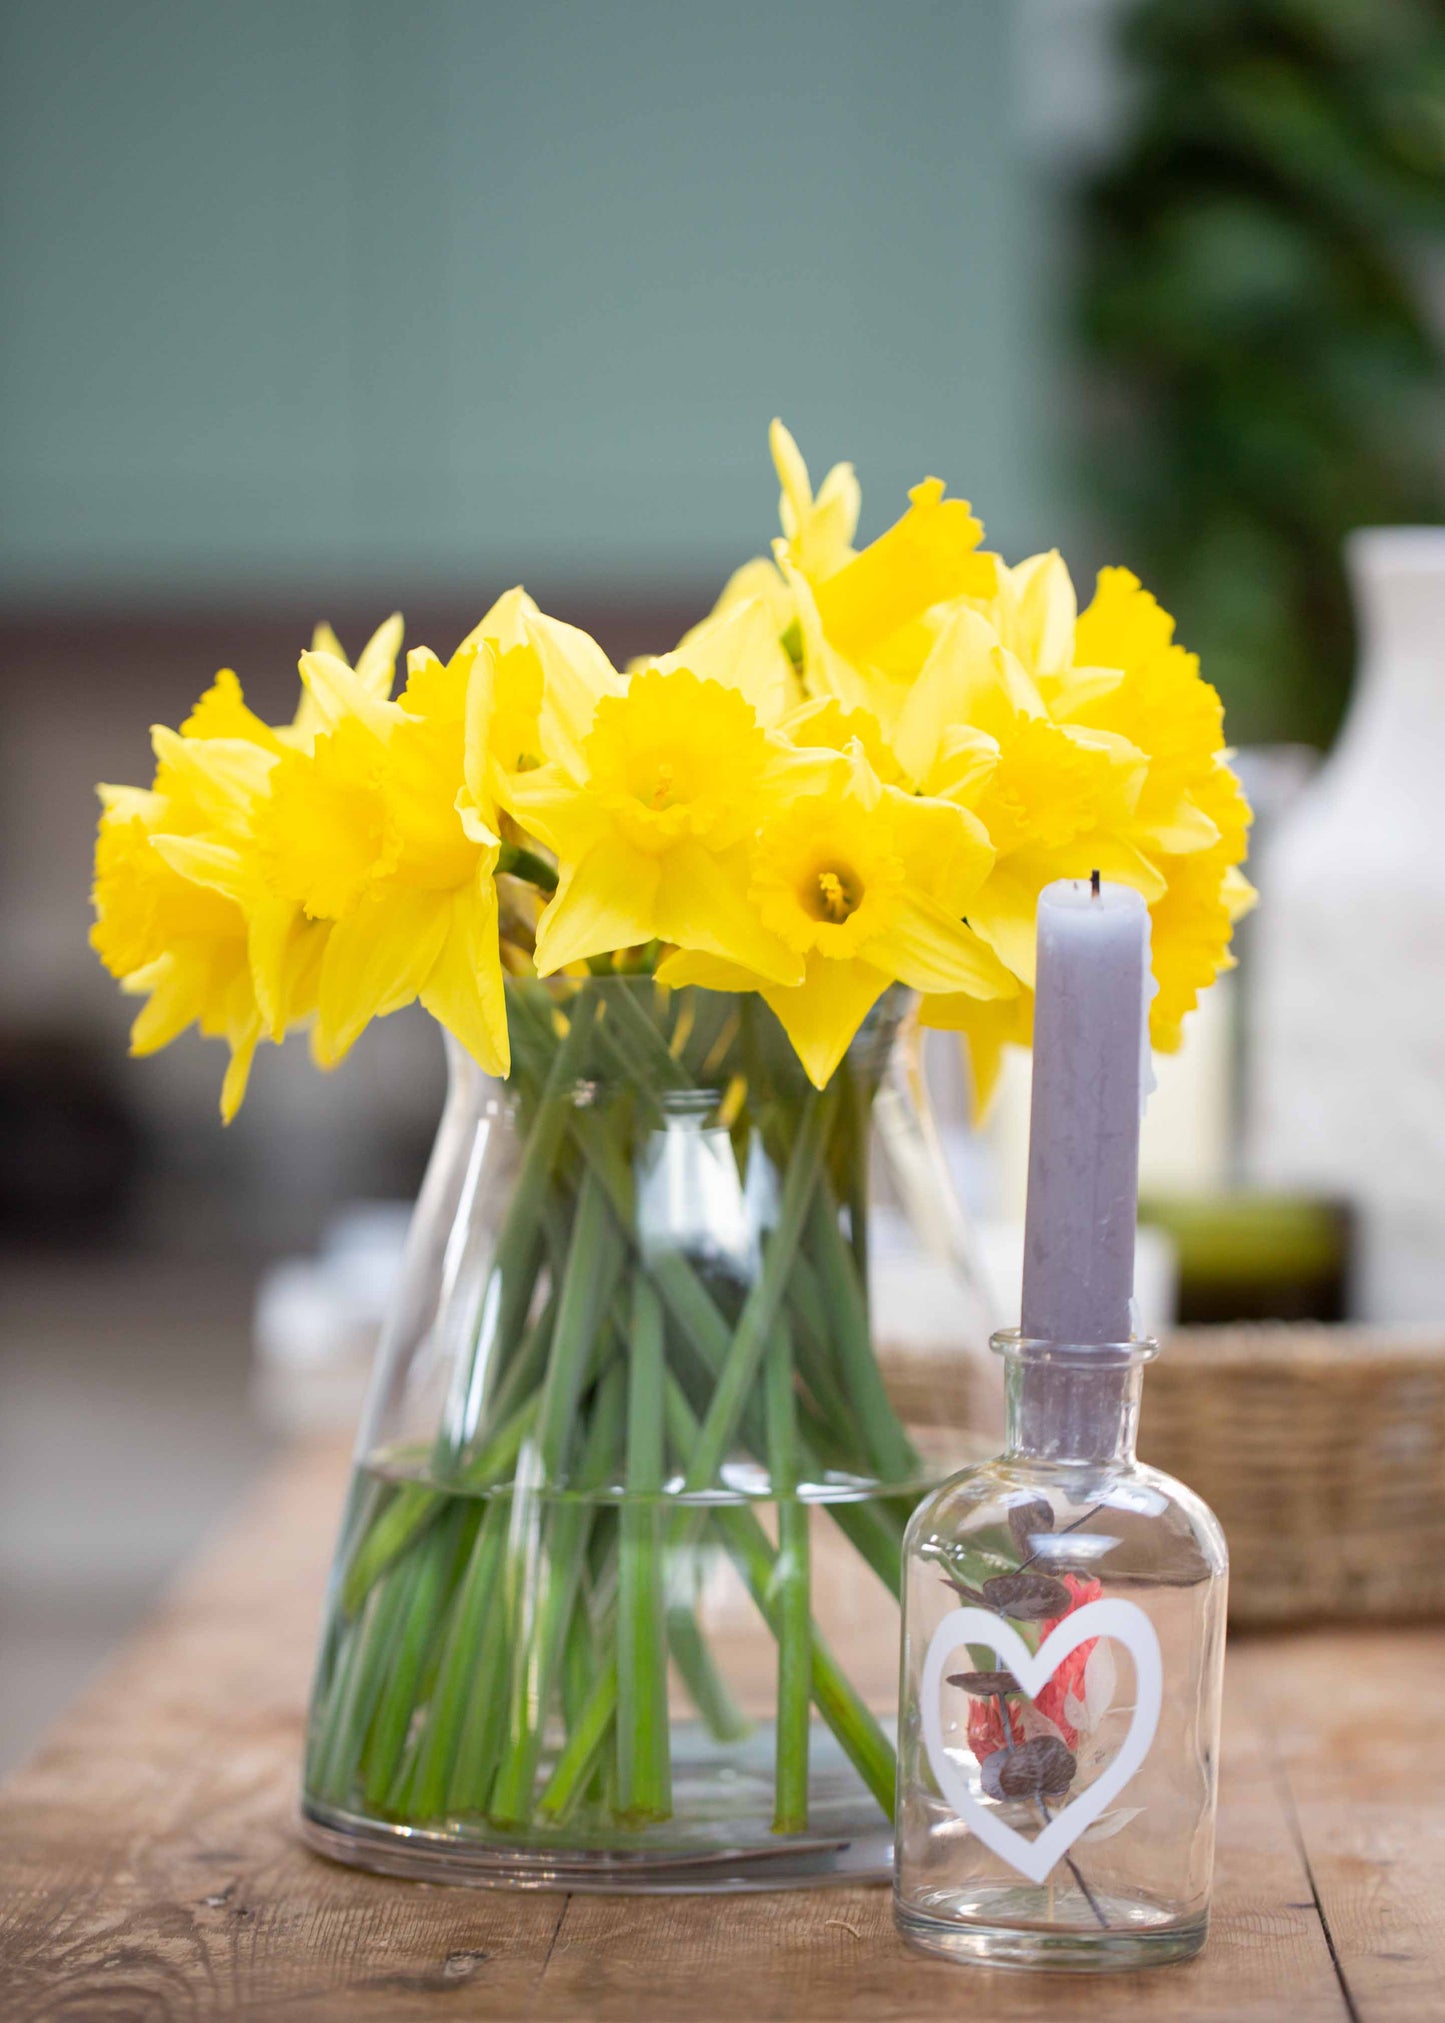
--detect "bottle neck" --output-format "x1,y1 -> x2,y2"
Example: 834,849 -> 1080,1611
1346,530 -> 1445,725
998,1336 -> 1148,1470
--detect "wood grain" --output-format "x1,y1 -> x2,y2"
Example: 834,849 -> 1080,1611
0,1437 -> 1432,2020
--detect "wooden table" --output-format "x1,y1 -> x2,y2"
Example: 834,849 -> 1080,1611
2,1441 -> 1442,2022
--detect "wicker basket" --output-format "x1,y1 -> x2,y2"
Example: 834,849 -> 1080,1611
1141,1324 -> 1445,1625
883,1325 -> 1445,1626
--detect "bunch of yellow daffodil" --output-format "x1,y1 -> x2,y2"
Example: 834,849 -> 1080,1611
92,422 -> 1253,1117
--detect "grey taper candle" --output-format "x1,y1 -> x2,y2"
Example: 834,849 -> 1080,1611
1020,877 -> 1150,1347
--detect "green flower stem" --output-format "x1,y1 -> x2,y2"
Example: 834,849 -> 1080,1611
616,1275 -> 671,1823
664,1599 -> 751,1741
401,1494 -> 511,1820
803,1183 -> 918,1484
441,988 -> 600,1467
683,1088 -> 832,1494
442,1510 -> 520,1815
306,979 -> 919,1842
359,1506 -> 471,1809
341,1390 -> 539,1617
309,1570 -> 410,1806
496,841 -> 559,891
538,1658 -> 618,1823
663,1377 -> 896,1821
306,1609 -> 370,1804
488,1364 -> 625,1826
561,1582 -> 596,1737
764,1314 -> 810,1834
839,1059 -> 872,1296
535,1171 -> 623,1482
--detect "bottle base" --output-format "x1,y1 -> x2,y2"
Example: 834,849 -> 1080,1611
894,1885 -> 1208,1972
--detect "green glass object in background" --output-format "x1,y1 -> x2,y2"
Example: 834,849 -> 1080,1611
1077,0 -> 1445,748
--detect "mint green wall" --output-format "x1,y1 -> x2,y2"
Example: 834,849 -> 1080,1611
0,0 -> 1061,601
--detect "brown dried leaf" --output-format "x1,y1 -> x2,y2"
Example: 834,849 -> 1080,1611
1008,1495 -> 1054,1558
946,1669 -> 1020,1697
981,1571 -> 1071,1621
994,1735 -> 1077,1800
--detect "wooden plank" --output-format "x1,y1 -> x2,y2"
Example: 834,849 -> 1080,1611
0,1444 -> 564,2021
1251,1629 -> 1445,2023
0,1437 -> 1386,2020
538,1674 -> 1347,2023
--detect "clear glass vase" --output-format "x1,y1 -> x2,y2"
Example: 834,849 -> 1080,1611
894,1332 -> 1228,1969
301,976 -> 985,1891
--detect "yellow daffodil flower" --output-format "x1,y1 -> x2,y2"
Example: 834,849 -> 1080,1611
891,605 -> 1159,984
90,426 -> 1254,1120
658,745 -> 1015,1086
91,670 -> 330,1120
917,558 -> 1253,1103
703,417 -> 861,639
514,666 -> 829,982
256,635 -> 509,1075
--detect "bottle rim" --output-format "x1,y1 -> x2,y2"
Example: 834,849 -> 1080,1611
990,1327 -> 1159,1369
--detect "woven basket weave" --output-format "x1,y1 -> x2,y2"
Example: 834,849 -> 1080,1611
883,1325 -> 1445,1626
1140,1324 -> 1445,1625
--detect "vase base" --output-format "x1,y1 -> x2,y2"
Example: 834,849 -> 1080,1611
301,1799 -> 890,1893
894,1886 -> 1208,1971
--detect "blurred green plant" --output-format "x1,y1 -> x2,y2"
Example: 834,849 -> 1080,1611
1078,0 -> 1445,746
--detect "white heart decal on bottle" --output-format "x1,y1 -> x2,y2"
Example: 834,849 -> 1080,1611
920,1600 -> 1162,1886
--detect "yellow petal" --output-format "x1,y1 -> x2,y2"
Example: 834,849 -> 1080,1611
660,596 -> 797,728
524,610 -> 626,774
317,887 -> 451,1062
1003,550 -> 1076,680
459,584 -> 540,655
127,953 -> 204,1056
353,612 -> 404,699
419,875 -> 510,1076
181,669 -> 286,751
151,834 -> 253,908
1131,792 -> 1221,856
776,552 -> 878,717
150,727 -> 276,833
919,989 -> 1034,1121
812,477 -> 993,662
220,1018 -> 262,1124
965,868 -> 1055,987
884,786 -> 995,914
865,893 -> 1019,998
1223,864 -> 1257,921
654,841 -> 803,987
770,418 -> 860,581
297,650 -> 399,741
655,950 -> 765,993
760,953 -> 892,1089
533,841 -> 660,976
501,761 -> 604,862
249,896 -> 325,1039
891,605 -> 1002,786
705,552 -> 796,633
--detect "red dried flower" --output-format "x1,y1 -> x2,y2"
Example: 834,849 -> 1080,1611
966,1573 -> 1103,1760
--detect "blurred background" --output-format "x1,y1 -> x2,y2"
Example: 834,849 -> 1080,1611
3,0 -> 1444,1768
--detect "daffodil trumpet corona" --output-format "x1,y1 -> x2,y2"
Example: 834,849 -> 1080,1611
91,425 -> 1251,1861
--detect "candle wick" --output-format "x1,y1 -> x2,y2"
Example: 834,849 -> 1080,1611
1090,868 -> 1101,898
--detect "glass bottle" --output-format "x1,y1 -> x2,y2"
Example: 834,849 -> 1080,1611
895,1329 -> 1227,1970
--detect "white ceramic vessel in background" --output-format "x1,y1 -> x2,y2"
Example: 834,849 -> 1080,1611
1248,528 -> 1445,1322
